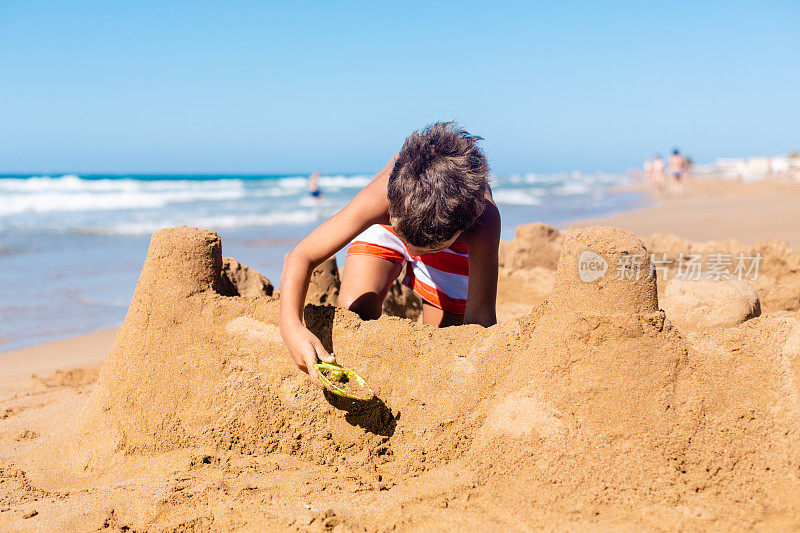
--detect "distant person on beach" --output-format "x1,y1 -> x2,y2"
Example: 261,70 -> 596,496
668,149 -> 686,197
308,170 -> 323,202
280,122 -> 500,383
652,154 -> 667,194
643,157 -> 654,184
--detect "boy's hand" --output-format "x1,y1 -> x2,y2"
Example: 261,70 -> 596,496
282,324 -> 336,387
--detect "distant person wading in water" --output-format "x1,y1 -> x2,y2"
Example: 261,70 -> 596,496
308,170 -> 323,202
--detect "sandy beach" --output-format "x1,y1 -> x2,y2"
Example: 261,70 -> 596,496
1,177 -> 799,531
575,178 -> 800,247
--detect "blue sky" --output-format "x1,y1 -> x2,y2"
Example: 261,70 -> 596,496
1,1 -> 798,174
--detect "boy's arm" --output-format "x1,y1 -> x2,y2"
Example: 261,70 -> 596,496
463,201 -> 501,327
279,156 -> 395,383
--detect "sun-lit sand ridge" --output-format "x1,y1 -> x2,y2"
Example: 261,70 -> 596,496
3,222 -> 800,530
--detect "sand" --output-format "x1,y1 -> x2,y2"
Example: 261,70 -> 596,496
1,178 -> 799,531
219,257 -> 275,298
576,178 -> 800,248
0,330 -> 116,389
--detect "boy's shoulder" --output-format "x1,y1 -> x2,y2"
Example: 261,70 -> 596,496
461,196 -> 501,246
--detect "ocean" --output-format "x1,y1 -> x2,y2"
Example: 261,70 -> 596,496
0,171 -> 649,352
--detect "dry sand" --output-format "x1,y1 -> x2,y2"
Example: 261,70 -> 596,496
1,178 -> 799,531
576,178 -> 800,248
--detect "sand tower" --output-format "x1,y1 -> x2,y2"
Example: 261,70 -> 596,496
546,226 -> 659,317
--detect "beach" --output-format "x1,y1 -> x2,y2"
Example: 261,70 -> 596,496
577,178 -> 800,247
1,176 -> 799,530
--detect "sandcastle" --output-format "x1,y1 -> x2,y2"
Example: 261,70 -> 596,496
22,224 -> 800,530
546,225 -> 659,316
499,221 -> 563,270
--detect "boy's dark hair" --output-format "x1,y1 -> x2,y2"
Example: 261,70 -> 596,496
388,122 -> 489,248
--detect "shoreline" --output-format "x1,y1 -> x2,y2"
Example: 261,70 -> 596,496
0,328 -> 117,387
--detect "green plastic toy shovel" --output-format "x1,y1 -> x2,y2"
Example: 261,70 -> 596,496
313,362 -> 374,401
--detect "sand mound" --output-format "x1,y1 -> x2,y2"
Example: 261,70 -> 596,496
496,223 -> 562,319
382,275 -> 422,321
306,258 -> 421,320
17,225 -> 800,530
751,239 -> 800,312
29,368 -> 100,389
645,234 -> 800,313
307,256 -> 340,305
661,278 -> 761,330
499,222 -> 563,270
464,227 -> 800,529
218,257 -> 274,298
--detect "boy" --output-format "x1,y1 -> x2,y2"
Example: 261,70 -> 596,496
279,122 -> 500,384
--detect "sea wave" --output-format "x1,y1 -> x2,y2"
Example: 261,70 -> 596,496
492,189 -> 544,206
83,209 -> 327,236
502,172 -> 628,189
0,189 -> 246,216
552,183 -> 591,195
0,174 -> 245,193
273,175 -> 372,190
0,174 -> 373,216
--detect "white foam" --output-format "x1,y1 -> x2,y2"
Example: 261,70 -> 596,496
492,189 -> 544,206
0,175 -> 244,193
273,176 -> 309,190
318,175 -> 371,188
272,174 -> 371,190
92,209 -> 325,236
0,174 -> 375,217
552,183 -> 591,195
500,172 -> 628,190
0,173 -> 632,234
505,173 -> 567,185
0,189 -> 246,216
0,175 -> 247,216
